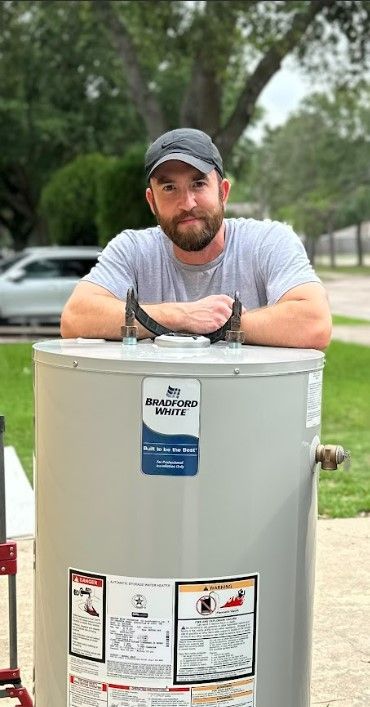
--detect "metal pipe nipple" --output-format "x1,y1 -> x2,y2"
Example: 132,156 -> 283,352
226,292 -> 245,348
122,288 -> 138,345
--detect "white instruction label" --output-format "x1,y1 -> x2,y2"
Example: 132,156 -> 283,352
106,577 -> 173,683
306,370 -> 323,428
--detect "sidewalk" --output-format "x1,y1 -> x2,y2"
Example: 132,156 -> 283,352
321,273 -> 370,347
332,324 -> 370,346
1,519 -> 369,705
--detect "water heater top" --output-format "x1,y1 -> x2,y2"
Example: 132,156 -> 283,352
33,338 -> 324,377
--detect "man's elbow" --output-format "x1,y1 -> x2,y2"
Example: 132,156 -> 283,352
60,303 -> 78,338
310,315 -> 332,351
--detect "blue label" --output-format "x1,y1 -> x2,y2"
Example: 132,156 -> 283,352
142,377 -> 200,477
142,423 -> 199,476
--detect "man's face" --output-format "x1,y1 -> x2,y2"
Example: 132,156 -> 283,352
146,161 -> 230,252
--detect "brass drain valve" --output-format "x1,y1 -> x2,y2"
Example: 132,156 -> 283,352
315,444 -> 351,470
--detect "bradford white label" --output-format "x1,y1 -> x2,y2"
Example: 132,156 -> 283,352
141,378 -> 200,476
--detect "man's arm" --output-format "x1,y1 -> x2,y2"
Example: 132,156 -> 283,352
60,282 -> 234,340
61,281 -> 331,349
240,283 -> 332,350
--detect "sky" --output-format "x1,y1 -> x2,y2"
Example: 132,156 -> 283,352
248,57 -> 315,142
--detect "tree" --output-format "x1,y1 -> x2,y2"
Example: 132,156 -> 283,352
2,1 -> 370,249
0,0 -> 143,249
336,185 -> 370,266
248,86 -> 370,263
93,0 -> 370,157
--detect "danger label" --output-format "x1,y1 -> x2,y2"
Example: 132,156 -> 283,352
69,570 -> 106,663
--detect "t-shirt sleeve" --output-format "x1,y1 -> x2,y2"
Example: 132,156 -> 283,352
256,221 -> 321,305
81,232 -> 138,300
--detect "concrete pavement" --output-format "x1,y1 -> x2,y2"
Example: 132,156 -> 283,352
321,273 -> 370,347
0,519 -> 369,704
321,273 -> 370,321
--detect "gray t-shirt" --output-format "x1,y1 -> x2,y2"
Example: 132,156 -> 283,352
83,218 -> 320,308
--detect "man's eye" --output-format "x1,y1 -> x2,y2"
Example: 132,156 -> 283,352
193,180 -> 206,188
162,184 -> 175,192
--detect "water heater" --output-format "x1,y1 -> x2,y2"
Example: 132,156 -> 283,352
33,337 -> 325,706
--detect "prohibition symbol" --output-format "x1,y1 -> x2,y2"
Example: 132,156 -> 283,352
196,594 -> 216,615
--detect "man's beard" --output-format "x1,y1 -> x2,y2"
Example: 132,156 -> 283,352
153,195 -> 224,252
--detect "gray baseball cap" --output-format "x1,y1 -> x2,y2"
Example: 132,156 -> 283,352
145,128 -> 223,181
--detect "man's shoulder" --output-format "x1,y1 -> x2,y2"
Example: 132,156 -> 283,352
113,225 -> 162,246
226,217 -> 298,245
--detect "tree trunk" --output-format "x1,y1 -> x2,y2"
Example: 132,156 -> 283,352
356,222 -> 363,267
92,1 -> 167,140
180,60 -> 222,136
306,236 -> 316,266
329,230 -> 336,268
216,0 -> 335,158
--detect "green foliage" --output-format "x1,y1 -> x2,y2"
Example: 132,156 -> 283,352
0,0 -> 144,247
248,86 -> 370,239
40,154 -> 109,245
1,1 -> 370,248
97,145 -> 154,245
41,146 -> 154,247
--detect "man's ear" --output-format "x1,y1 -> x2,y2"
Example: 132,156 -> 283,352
221,178 -> 231,205
146,187 -> 156,215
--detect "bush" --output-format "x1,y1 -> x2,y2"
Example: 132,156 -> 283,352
97,144 -> 154,246
40,153 -> 110,245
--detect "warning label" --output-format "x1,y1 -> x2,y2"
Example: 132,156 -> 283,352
174,577 -> 258,684
69,676 -> 107,707
107,685 -> 191,707
192,678 -> 255,707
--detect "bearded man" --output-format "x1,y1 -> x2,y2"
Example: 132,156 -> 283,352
61,128 -> 331,349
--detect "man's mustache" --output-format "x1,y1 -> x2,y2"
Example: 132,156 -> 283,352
173,210 -> 206,225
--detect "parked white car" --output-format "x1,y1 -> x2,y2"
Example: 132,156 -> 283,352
0,246 -> 101,323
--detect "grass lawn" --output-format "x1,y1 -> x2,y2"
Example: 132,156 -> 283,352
318,265 -> 370,276
0,341 -> 369,518
332,314 -> 370,326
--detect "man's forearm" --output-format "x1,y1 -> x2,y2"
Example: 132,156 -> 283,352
62,283 -> 330,349
61,286 -> 233,340
61,291 -> 186,340
241,300 -> 332,350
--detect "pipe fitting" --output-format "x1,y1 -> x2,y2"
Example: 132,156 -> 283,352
315,444 -> 350,470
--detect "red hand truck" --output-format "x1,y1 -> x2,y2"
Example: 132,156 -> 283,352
0,416 -> 33,705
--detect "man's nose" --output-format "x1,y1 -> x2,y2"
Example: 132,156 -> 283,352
178,188 -> 197,210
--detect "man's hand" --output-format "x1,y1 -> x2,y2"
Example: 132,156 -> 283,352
172,295 -> 234,333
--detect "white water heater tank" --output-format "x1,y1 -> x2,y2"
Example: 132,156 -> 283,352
33,337 -> 325,707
